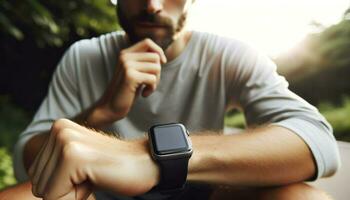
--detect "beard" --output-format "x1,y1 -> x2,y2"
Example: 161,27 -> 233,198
117,4 -> 187,51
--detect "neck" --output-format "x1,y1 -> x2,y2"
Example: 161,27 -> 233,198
164,30 -> 192,62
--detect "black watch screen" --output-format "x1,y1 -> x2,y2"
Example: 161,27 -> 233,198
148,123 -> 192,193
150,124 -> 191,155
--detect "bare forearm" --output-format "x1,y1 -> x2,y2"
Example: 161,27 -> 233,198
188,125 -> 316,186
72,102 -> 120,129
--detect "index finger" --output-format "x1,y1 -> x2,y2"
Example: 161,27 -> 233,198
124,39 -> 167,64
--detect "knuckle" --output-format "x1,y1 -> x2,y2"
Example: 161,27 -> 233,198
51,118 -> 70,132
56,128 -> 76,143
151,53 -> 160,63
123,60 -> 132,69
62,141 -> 81,160
150,75 -> 157,83
119,52 -> 128,63
120,49 -> 128,56
124,69 -> 135,80
144,38 -> 152,45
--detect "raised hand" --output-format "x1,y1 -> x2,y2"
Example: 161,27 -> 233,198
88,39 -> 167,126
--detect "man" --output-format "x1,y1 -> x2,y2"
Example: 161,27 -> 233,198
0,0 -> 340,199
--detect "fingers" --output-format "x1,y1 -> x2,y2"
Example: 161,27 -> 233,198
28,136 -> 49,178
133,71 -> 158,97
30,121 -> 67,188
35,132 -> 63,196
121,52 -> 162,64
127,61 -> 161,82
96,38 -> 166,121
43,159 -> 72,200
124,39 -> 167,64
43,144 -> 88,200
30,119 -> 92,198
28,119 -> 97,200
29,134 -> 53,187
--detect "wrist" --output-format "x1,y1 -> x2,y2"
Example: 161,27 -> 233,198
85,103 -> 123,128
131,138 -> 161,189
88,136 -> 160,196
187,135 -> 217,183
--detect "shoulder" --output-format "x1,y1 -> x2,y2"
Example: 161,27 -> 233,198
52,31 -> 125,84
66,31 -> 126,62
193,31 -> 259,63
57,31 -> 126,74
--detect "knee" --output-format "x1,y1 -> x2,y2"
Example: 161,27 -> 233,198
258,183 -> 333,200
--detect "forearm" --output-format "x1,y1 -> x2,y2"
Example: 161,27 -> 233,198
76,102 -> 123,129
187,125 -> 316,187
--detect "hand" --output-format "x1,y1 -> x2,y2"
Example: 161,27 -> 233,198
88,39 -> 167,126
28,119 -> 160,200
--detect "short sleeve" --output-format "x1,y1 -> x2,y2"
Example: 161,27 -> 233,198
226,44 -> 341,179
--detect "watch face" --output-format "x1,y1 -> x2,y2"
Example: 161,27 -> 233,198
150,124 -> 190,155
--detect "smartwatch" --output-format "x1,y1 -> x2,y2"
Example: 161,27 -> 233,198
148,123 -> 193,193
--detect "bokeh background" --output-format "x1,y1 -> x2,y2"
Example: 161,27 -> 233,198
1,0 -> 350,189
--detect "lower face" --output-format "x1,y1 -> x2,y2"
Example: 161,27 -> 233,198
117,0 -> 189,50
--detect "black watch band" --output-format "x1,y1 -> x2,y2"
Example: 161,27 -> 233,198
148,123 -> 193,194
157,156 -> 190,192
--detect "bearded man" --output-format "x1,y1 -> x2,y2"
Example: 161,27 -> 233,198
0,0 -> 339,199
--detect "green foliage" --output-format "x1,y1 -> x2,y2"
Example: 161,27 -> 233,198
319,97 -> 350,141
316,20 -> 350,68
0,96 -> 31,151
0,148 -> 16,190
224,111 -> 245,129
0,0 -> 120,47
0,96 -> 30,189
276,15 -> 350,106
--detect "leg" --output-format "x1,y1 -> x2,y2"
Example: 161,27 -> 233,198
0,182 -> 40,200
0,181 -> 96,200
209,183 -> 333,200
257,183 -> 333,200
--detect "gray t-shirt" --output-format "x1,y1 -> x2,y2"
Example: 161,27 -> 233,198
14,31 -> 340,197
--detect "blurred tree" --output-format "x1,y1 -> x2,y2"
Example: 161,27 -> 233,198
0,0 -> 120,111
276,10 -> 350,105
0,0 -> 119,47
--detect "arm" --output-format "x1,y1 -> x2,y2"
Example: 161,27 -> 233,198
188,125 -> 315,186
224,43 -> 340,179
22,38 -> 167,174
28,119 -> 314,200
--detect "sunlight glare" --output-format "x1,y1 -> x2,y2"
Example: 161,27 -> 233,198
188,0 -> 349,57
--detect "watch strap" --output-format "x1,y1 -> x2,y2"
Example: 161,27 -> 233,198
157,156 -> 190,193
